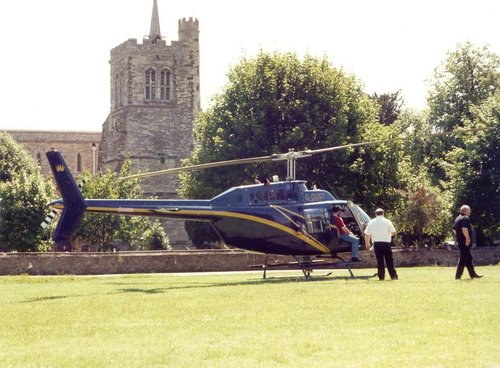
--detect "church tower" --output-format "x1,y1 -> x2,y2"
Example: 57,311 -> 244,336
99,0 -> 200,243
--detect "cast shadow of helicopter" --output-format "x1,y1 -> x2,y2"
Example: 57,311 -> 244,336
114,273 -> 376,295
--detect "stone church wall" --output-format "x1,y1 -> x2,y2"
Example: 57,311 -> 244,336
4,130 -> 101,178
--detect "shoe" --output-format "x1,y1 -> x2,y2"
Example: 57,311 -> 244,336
471,274 -> 483,279
391,277 -> 398,280
351,257 -> 362,262
455,277 -> 461,280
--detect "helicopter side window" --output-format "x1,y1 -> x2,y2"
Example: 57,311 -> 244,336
286,182 -> 306,203
249,192 -> 258,204
249,189 -> 269,205
303,208 -> 331,234
268,189 -> 286,204
287,191 -> 299,202
248,187 -> 288,205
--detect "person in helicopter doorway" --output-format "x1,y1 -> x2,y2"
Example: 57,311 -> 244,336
331,206 -> 362,262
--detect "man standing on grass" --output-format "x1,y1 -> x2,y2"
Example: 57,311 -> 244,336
452,205 -> 483,280
364,208 -> 398,280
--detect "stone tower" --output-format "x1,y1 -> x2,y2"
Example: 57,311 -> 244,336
99,0 -> 200,244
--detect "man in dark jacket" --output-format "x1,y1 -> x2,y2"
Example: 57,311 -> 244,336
453,205 -> 483,280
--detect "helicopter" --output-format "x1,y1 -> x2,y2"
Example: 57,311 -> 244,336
45,127 -> 487,278
46,149 -> 369,278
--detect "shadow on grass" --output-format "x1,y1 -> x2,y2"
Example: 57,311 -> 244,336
22,295 -> 70,303
18,273 -> 377,300
114,273 -> 376,294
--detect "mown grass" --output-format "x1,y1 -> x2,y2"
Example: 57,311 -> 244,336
0,266 -> 498,368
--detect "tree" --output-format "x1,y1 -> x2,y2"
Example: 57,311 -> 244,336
427,43 -> 500,186
394,109 -> 433,168
141,220 -> 170,250
394,165 -> 451,247
445,95 -> 500,243
426,43 -> 499,243
180,51 -> 401,211
0,132 -> 55,251
428,42 -> 499,131
427,42 -> 500,185
371,91 -> 404,125
74,158 -> 151,250
0,132 -> 40,182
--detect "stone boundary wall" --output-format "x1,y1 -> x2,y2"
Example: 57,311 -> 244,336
0,247 -> 498,276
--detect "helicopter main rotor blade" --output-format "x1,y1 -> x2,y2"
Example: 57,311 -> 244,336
307,127 -> 490,155
121,154 -> 279,180
120,126 -> 491,180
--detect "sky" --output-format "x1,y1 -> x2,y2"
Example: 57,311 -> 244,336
0,0 -> 498,132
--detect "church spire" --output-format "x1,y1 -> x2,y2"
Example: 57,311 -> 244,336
149,0 -> 162,43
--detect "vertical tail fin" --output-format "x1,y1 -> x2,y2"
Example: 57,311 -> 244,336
46,150 -> 87,250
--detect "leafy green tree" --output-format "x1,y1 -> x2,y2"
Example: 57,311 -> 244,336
428,42 -> 499,131
74,158 -> 150,250
141,220 -> 170,250
0,132 -> 40,182
445,95 -> 500,243
394,165 -> 451,247
394,109 -> 433,168
371,91 -> 404,126
427,43 -> 499,186
426,43 -> 499,244
0,132 -> 55,251
180,51 -> 401,212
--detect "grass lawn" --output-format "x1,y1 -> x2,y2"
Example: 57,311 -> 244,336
0,266 -> 498,368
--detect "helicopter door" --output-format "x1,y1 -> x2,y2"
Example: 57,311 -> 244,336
346,201 -> 368,234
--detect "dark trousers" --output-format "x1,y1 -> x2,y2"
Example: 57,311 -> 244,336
455,245 -> 478,278
374,242 -> 398,280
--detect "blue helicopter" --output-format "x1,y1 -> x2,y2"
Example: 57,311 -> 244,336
46,147 -> 371,277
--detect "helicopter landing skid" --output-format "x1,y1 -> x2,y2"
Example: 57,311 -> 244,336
252,254 -> 355,279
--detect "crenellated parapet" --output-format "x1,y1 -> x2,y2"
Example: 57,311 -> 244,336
178,17 -> 199,29
178,17 -> 199,42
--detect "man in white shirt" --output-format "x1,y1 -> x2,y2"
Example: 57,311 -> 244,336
364,208 -> 398,280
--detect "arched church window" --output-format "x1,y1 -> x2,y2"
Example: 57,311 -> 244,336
77,153 -> 82,172
160,69 -> 172,101
114,74 -> 120,108
119,71 -> 123,106
145,68 -> 156,101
